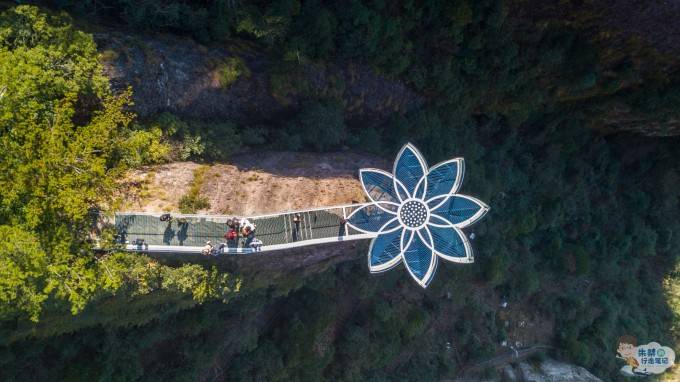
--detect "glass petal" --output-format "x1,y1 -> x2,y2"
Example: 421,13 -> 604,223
393,144 -> 427,200
413,176 -> 426,200
380,217 -> 401,232
347,203 -> 398,233
402,228 -> 437,287
424,158 -> 464,202
360,169 -> 401,204
428,194 -> 489,227
401,229 -> 414,252
368,228 -> 404,272
428,214 -> 450,226
427,224 -> 472,263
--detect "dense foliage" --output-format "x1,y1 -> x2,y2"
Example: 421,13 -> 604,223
52,0 -> 680,130
2,1 -> 680,381
0,6 -> 239,322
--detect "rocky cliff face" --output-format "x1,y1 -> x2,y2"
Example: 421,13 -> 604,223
120,151 -> 388,214
97,25 -> 680,137
455,357 -> 602,382
96,33 -> 423,126
509,359 -> 602,382
508,0 -> 680,137
508,0 -> 680,67
597,109 -> 680,137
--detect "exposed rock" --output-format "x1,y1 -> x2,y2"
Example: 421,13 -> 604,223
453,357 -> 602,382
507,0 -> 680,72
597,107 -> 680,137
517,358 -> 601,381
500,364 -> 517,381
95,33 -> 423,125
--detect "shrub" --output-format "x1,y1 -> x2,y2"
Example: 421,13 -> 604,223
349,127 -> 383,154
189,121 -> 243,161
148,113 -> 246,161
122,127 -> 171,166
179,135 -> 205,161
217,57 -> 250,88
179,166 -> 210,213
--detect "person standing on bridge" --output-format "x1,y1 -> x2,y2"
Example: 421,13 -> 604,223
249,238 -> 263,252
339,217 -> 347,237
231,217 -> 241,233
292,213 -> 303,242
225,229 -> 237,241
240,219 -> 255,236
201,241 -> 214,256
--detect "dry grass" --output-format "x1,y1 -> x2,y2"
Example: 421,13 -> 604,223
178,166 -> 210,213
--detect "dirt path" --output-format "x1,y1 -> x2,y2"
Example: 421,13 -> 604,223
120,151 -> 390,215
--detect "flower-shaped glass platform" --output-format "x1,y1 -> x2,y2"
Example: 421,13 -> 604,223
347,143 -> 489,288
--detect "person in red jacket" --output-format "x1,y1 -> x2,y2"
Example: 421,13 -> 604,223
224,229 -> 237,241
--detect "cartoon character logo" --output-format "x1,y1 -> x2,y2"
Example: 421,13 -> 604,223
617,336 -> 642,376
617,336 -> 675,377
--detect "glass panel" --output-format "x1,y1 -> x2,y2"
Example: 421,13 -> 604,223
428,225 -> 467,258
402,232 -> 433,280
394,146 -> 426,196
348,204 -> 396,233
370,229 -> 403,268
430,195 -> 482,225
425,160 -> 460,200
361,170 -> 400,203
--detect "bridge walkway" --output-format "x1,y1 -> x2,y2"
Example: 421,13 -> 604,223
114,203 -> 373,254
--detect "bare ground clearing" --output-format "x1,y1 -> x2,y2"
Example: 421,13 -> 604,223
120,151 -> 390,215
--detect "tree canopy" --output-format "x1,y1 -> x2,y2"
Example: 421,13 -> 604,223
0,6 -> 238,322
0,3 -> 679,381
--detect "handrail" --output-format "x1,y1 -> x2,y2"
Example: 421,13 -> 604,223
115,202 -> 374,255
126,232 -> 377,254
114,201 -> 370,220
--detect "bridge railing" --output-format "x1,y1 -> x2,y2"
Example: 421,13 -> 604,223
114,202 -> 377,254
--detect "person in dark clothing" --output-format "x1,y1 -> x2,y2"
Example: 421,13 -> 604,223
292,213 -> 302,241
339,217 -> 347,237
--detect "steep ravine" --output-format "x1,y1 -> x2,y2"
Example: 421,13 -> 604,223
127,153 -> 605,381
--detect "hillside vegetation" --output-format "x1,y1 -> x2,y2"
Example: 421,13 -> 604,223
0,2 -> 679,381
0,6 -> 239,324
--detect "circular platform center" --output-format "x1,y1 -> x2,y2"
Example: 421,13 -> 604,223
399,200 -> 428,228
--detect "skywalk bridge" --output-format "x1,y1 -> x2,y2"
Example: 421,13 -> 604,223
114,142 -> 488,288
115,203 -> 378,255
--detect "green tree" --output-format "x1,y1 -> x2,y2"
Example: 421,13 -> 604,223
0,6 -> 237,320
0,6 -> 138,317
0,226 -> 48,321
